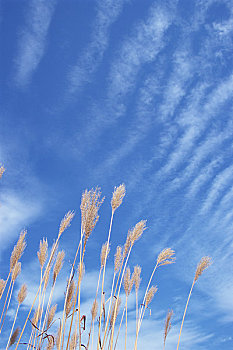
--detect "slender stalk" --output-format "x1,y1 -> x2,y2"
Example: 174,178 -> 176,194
65,232 -> 84,350
15,233 -> 62,350
0,280 -> 14,333
78,242 -> 86,350
60,240 -> 81,350
0,278 -> 12,326
113,306 -> 125,350
135,290 -> 138,335
125,297 -> 128,350
109,246 -> 132,350
176,279 -> 195,350
138,262 -> 158,328
102,271 -> 116,348
97,211 -> 114,350
0,271 -> 10,300
38,283 -> 56,349
6,304 -> 19,349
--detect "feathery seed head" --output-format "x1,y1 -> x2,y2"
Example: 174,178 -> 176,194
164,309 -> 173,346
53,250 -> 65,285
101,242 -> 110,268
32,306 -> 42,326
37,238 -> 48,268
12,262 -> 21,282
0,279 -> 6,298
123,233 -> 131,259
91,299 -> 98,320
59,211 -> 75,237
69,332 -> 78,350
80,187 -> 104,243
124,267 -> 134,296
10,230 -> 27,271
9,327 -> 20,346
157,248 -> 176,267
194,256 -> 212,282
66,280 -> 75,317
132,265 -> 142,292
130,220 -> 147,246
44,264 -> 51,289
114,246 -> 122,272
78,262 -> 85,281
47,304 -> 57,329
111,184 -> 126,212
56,326 -> 62,350
0,166 -> 5,179
110,298 -> 121,329
17,284 -> 27,304
145,285 -> 158,308
46,337 -> 54,350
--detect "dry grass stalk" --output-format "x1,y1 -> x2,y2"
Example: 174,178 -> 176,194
17,284 -> 27,304
47,337 -> 55,350
111,184 -> 126,212
101,242 -> 110,268
124,267 -> 133,297
194,256 -> 212,282
130,220 -> 147,246
15,213 -> 74,350
59,211 -> 75,237
145,285 -> 158,308
32,306 -> 42,326
123,233 -> 131,260
132,266 -> 141,293
10,230 -> 26,271
78,261 -> 85,281
110,298 -> 121,329
123,267 -> 133,350
44,264 -> 52,289
91,299 -> 98,320
176,256 -> 212,350
66,281 -> 75,317
0,279 -> 6,298
6,286 -> 26,349
47,304 -> 57,329
9,326 -> 20,346
12,262 -> 21,282
53,250 -> 65,285
114,246 -> 122,273
37,238 -> 48,269
132,265 -> 141,332
164,309 -> 173,349
0,165 -> 5,179
69,332 -> 78,350
80,187 -> 104,243
157,248 -> 176,267
56,325 -> 62,350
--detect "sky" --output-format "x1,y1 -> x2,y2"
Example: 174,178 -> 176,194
0,0 -> 233,349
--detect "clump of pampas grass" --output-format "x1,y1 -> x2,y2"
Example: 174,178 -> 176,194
0,171 -> 212,350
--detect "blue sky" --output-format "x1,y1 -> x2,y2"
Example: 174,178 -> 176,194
0,0 -> 233,349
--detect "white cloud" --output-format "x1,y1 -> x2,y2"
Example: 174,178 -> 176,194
200,163 -> 233,214
68,0 -> 127,95
69,2 -> 174,157
14,0 -> 56,86
0,191 -> 42,258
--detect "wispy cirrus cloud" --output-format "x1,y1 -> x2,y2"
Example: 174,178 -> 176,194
0,191 -> 42,259
14,0 -> 56,87
70,2 -> 175,157
68,0 -> 128,95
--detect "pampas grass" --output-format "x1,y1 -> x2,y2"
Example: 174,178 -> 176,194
0,171 -> 213,350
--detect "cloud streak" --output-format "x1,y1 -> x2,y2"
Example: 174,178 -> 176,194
14,0 -> 56,86
68,0 -> 128,95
